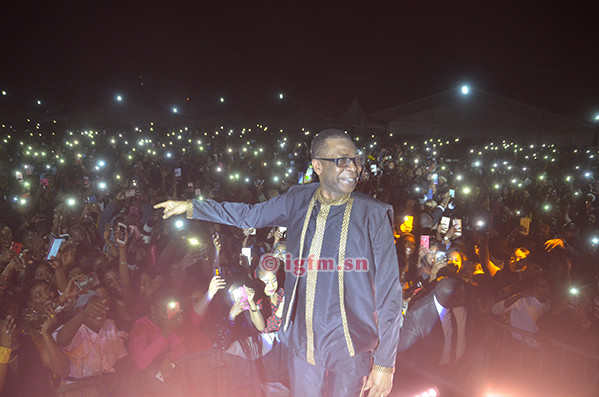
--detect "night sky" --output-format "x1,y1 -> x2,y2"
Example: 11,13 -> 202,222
1,2 -> 598,120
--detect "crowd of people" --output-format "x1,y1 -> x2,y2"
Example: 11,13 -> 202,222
0,121 -> 598,396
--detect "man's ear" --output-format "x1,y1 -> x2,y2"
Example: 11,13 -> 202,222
311,159 -> 323,176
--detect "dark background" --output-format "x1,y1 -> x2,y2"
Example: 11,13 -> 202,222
1,1 -> 597,120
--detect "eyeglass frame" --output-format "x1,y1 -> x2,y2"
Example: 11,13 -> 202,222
313,156 -> 365,168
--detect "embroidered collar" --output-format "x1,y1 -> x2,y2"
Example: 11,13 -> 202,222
316,187 -> 351,206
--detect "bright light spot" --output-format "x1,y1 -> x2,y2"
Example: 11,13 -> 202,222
220,97 -> 225,103
98,160 -> 105,167
279,93 -> 284,99
166,152 -> 172,158
174,220 -> 184,229
216,167 -> 222,172
1,90 -> 6,96
462,186 -> 471,195
98,182 -> 107,190
172,107 -> 178,113
594,113 -> 599,121
456,174 -> 463,181
66,198 -> 76,206
591,237 -> 599,245
461,85 -> 470,95
116,94 -> 123,102
188,238 -> 200,246
36,100 -> 42,105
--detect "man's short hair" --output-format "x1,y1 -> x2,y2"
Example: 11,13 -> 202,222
310,128 -> 352,159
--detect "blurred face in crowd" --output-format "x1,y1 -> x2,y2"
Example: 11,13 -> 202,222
92,253 -> 110,273
94,286 -> 112,306
0,226 -> 13,249
28,281 -> 55,311
35,263 -> 54,284
509,247 -> 529,271
424,245 -> 439,265
139,272 -> 151,296
531,278 -> 549,303
400,235 -> 416,258
447,251 -> 463,271
103,268 -> 122,294
70,224 -> 90,245
272,243 -> 286,260
259,271 -> 278,298
312,138 -> 362,200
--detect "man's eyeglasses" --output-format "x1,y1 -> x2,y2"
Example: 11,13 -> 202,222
314,157 -> 365,168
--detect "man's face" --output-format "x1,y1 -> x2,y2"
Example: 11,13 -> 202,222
312,138 -> 361,199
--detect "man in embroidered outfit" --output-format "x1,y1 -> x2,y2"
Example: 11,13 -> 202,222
155,129 -> 402,397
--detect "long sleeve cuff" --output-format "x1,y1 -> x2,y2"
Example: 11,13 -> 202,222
372,364 -> 395,374
186,199 -> 194,219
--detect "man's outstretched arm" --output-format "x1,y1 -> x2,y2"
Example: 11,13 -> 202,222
154,193 -> 289,229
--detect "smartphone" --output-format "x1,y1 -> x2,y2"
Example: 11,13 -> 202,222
420,235 -> 430,250
440,216 -> 451,232
75,272 -> 100,291
453,218 -> 462,237
520,217 -> 531,235
9,242 -> 23,256
174,168 -> 182,178
403,215 -> 414,230
194,188 -> 202,197
241,247 -> 252,262
86,195 -> 97,204
125,189 -> 136,198
249,228 -> 257,236
432,174 -> 438,185
155,362 -> 176,382
370,164 -> 378,176
214,267 -> 221,277
46,237 -> 63,260
116,222 -> 127,244
166,301 -> 181,320
232,286 -> 249,309
15,171 -> 23,181
449,189 -> 455,198
279,227 -> 287,233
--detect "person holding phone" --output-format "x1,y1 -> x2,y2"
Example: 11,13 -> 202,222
129,291 -> 186,388
54,293 -> 128,391
155,129 -> 401,397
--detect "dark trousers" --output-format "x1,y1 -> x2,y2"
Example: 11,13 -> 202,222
288,353 -> 365,397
